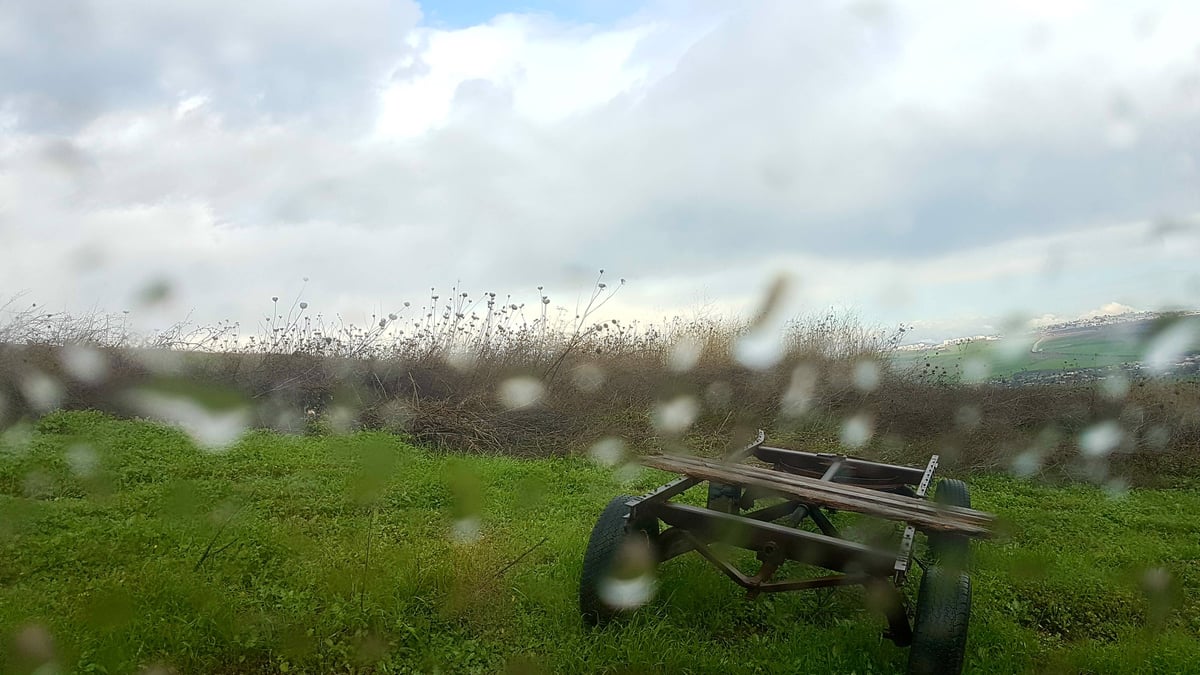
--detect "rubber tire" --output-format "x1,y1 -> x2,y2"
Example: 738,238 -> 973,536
579,495 -> 659,626
928,479 -> 970,573
908,567 -> 971,675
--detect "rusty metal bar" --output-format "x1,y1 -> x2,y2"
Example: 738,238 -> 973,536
655,501 -> 802,562
744,500 -> 804,523
680,531 -> 873,593
640,454 -> 993,536
628,430 -> 766,521
755,446 -> 927,485
647,502 -> 898,576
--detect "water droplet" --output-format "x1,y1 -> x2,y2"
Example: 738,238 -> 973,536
780,364 -> 818,418
652,396 -> 698,435
1105,119 -> 1139,148
733,328 -> 785,370
598,538 -> 657,611
1100,374 -> 1129,400
444,347 -> 477,372
667,336 -> 703,372
327,406 -> 358,435
994,334 -> 1036,363
1144,320 -> 1199,375
1104,477 -> 1129,499
1079,421 -> 1123,458
498,376 -> 544,410
1142,567 -> 1171,594
1011,450 -> 1042,478
840,413 -> 874,449
451,515 -> 481,544
128,347 -> 183,375
599,574 -> 656,612
613,463 -> 644,484
852,360 -> 881,392
19,372 -> 64,412
61,345 -> 109,384
961,358 -> 990,384
1145,425 -> 1170,449
12,623 -> 55,667
705,381 -> 732,410
23,470 -> 54,499
138,278 -> 172,306
65,444 -> 98,478
571,364 -> 605,393
125,390 -> 249,451
954,405 -> 982,430
589,437 -> 626,467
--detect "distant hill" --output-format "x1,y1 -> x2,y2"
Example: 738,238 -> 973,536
892,311 -> 1200,383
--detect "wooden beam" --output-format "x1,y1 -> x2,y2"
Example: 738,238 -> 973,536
640,454 -> 993,537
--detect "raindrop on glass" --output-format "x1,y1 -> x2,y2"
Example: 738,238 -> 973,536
498,376 -> 544,410
1100,374 -> 1129,400
733,328 -> 784,370
451,515 -> 482,544
961,357 -> 990,384
1079,420 -> 1123,458
589,437 -> 626,468
840,413 -> 874,449
954,405 -> 982,431
65,444 -> 98,478
571,364 -> 605,393
852,359 -> 880,392
1011,450 -> 1041,478
598,538 -> 657,611
19,372 -> 64,413
667,336 -> 703,372
652,396 -> 699,435
780,364 -> 818,418
125,389 -> 250,451
61,344 -> 109,385
1143,320 -> 1199,375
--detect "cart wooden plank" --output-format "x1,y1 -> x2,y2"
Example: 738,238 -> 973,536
640,454 -> 994,537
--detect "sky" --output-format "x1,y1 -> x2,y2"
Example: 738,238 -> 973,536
1,0 -> 1198,343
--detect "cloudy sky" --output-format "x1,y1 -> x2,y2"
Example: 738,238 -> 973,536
1,0 -> 1198,342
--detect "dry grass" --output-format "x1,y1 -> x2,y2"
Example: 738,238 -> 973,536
2,282 -> 1198,487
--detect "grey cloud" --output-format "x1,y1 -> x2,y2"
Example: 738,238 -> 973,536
0,0 -> 422,133
3,0 -> 1200,324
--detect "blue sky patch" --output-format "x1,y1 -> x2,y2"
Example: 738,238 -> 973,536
419,0 -> 645,28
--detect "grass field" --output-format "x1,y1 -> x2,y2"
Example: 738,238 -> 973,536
894,334 -> 1146,380
3,412 -> 1200,673
893,316 -> 1200,382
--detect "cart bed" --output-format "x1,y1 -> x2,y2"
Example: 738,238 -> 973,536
640,453 -> 994,537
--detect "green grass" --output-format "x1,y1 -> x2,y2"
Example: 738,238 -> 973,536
894,336 -> 1143,380
894,316 -> 1200,381
3,412 -> 1200,673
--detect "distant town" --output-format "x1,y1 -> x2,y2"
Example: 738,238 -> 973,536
894,309 -> 1200,384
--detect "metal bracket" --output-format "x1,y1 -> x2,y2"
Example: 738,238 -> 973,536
893,454 -> 938,584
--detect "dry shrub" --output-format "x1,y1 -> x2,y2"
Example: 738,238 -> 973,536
2,286 -> 1198,485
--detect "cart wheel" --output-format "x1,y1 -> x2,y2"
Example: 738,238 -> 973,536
928,479 -> 970,573
907,567 -> 971,675
579,495 -> 660,626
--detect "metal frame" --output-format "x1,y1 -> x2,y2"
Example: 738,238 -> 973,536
620,430 -> 992,646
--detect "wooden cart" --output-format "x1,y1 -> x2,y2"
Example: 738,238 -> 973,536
579,431 -> 995,675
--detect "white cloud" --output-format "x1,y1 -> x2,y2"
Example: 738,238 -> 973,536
1,0 -> 1198,340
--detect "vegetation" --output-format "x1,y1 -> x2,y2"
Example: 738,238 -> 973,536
893,315 -> 1200,382
3,284 -> 1200,672
2,412 -> 1198,673
3,282 -> 1199,489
